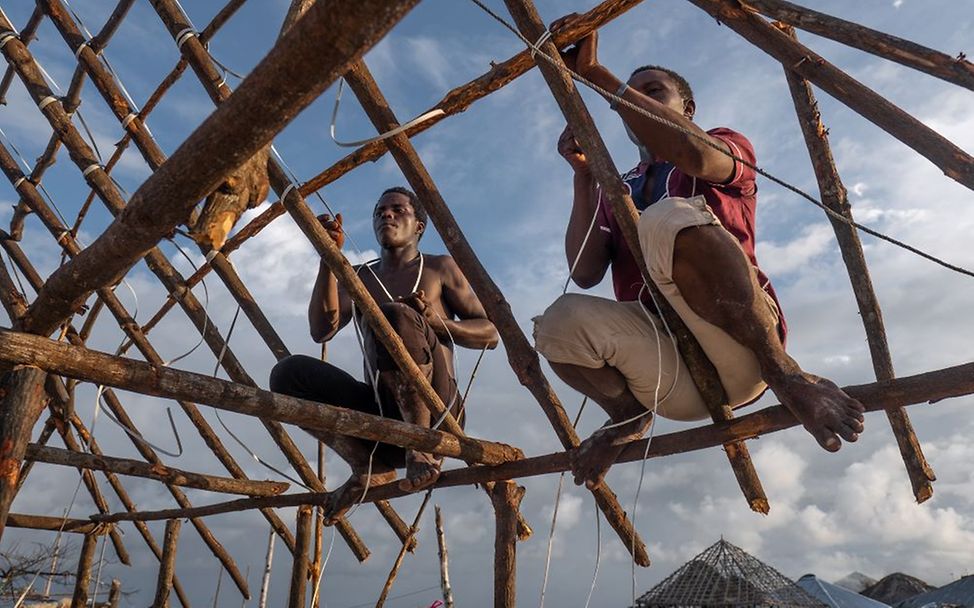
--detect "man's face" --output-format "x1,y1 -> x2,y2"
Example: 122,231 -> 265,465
627,69 -> 692,119
373,192 -> 423,248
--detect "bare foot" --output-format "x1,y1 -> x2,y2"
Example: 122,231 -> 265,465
769,372 -> 865,452
324,468 -> 397,524
570,415 -> 652,490
398,450 -> 441,492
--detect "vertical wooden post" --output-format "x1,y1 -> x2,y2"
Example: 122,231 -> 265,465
0,366 -> 48,541
491,481 -> 525,608
435,505 -> 455,608
71,532 -> 99,608
288,506 -> 313,608
152,518 -> 182,608
107,578 -> 122,607
779,24 -> 935,502
258,528 -> 276,608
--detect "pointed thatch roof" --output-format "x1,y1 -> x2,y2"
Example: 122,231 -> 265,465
634,539 -> 827,608
798,574 -> 891,608
863,574 -> 937,606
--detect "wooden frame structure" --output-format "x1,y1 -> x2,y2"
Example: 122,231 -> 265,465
0,0 -> 972,605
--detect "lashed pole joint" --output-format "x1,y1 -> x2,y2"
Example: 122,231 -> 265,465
502,0 -> 769,520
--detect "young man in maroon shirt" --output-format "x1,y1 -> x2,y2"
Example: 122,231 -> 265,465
533,19 -> 865,490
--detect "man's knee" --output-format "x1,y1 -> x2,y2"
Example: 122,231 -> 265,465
638,196 -> 719,283
269,354 -> 311,394
534,293 -> 593,341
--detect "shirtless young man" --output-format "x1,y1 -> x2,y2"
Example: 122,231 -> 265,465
532,19 -> 865,491
270,187 -> 498,520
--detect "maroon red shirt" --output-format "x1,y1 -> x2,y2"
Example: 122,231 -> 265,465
596,127 -> 787,343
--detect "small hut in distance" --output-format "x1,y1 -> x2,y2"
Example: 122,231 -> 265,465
633,539 -> 826,608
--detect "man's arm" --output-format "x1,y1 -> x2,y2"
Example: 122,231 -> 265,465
308,214 -> 353,343
559,125 -> 612,288
553,17 -> 735,184
421,257 -> 498,350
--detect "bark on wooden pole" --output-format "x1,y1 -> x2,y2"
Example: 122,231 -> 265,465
6,513 -> 104,534
288,505 -> 313,608
0,365 -> 48,541
375,491 -> 433,608
0,329 -> 524,465
152,519 -> 182,608
25,444 -> 291,497
503,0 -> 768,523
91,357 -> 974,523
743,0 -> 974,91
490,481 -> 524,608
107,578 -> 122,608
780,24 -> 935,503
71,532 -> 99,608
435,505 -> 455,608
687,0 -> 974,191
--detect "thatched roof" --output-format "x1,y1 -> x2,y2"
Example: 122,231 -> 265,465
634,539 -> 826,608
862,574 -> 937,606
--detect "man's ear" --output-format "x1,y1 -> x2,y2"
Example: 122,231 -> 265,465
684,99 -> 696,121
416,221 -> 426,239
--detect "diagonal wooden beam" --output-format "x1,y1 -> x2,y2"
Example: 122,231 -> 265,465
743,0 -> 974,91
687,0 -> 974,192
2,0 -> 419,336
780,24 -> 935,502
503,0 -> 768,531
89,357 -> 974,523
152,519 -> 182,608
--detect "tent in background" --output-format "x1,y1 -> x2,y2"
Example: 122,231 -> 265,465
897,575 -> 974,608
798,574 -> 891,608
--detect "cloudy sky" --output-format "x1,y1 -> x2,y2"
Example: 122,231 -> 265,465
2,0 -> 974,606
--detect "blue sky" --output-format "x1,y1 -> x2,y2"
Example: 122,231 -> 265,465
2,0 -> 974,606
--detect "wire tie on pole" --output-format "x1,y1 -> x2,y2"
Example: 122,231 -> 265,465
13,176 -> 26,189
175,27 -> 197,50
82,163 -> 101,178
38,96 -> 59,111
121,112 -> 139,130
530,29 -> 552,59
74,41 -> 89,59
205,249 -> 220,264
0,32 -> 18,49
281,183 -> 297,202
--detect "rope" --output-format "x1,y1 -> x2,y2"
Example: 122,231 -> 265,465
330,78 -> 445,148
466,0 -> 974,280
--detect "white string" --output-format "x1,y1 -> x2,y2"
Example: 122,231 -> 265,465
330,78 -> 445,148
82,163 -> 101,177
37,96 -> 59,111
0,32 -> 18,50
211,303 -> 312,489
161,236 -> 210,367
309,526 -> 338,608
175,27 -> 197,50
90,533 -> 109,605
74,41 -> 89,59
530,29 -> 551,59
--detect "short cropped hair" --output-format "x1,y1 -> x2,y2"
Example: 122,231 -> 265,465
380,186 -> 427,239
630,65 -> 694,104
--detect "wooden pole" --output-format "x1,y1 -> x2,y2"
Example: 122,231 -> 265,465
503,0 -> 768,523
152,519 -> 182,608
687,0 -> 974,191
71,532 -> 99,608
780,24 -> 935,503
257,528 -> 276,608
743,0 -> 974,91
107,578 -> 122,608
435,505 -> 455,608
90,356 -> 974,523
491,481 -> 524,608
288,505 -> 313,608
25,444 -> 290,497
0,329 -> 523,465
0,365 -> 48,541
375,491 -> 433,608
6,513 -> 104,534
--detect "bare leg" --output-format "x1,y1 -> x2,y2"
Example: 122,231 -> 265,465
550,362 -> 653,489
671,225 -> 865,451
379,364 -> 442,492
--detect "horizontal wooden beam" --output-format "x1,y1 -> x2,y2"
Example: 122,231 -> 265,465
0,329 -> 523,466
25,444 -> 290,497
89,358 -> 974,523
7,512 -> 107,534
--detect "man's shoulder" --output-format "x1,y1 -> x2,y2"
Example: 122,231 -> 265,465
706,127 -> 754,152
423,253 -> 460,274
